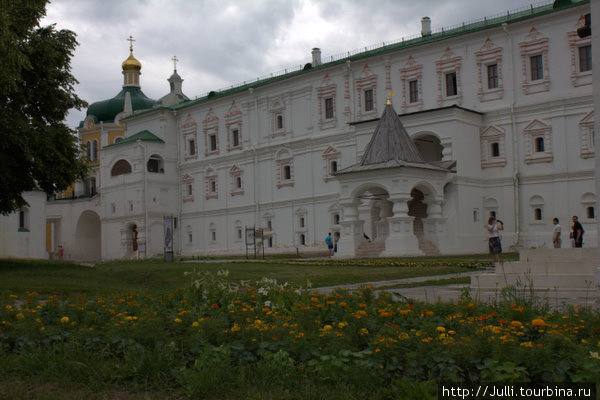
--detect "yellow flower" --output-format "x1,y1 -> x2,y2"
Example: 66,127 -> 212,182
231,324 -> 241,332
192,321 -> 199,327
323,324 -> 333,331
510,320 -> 523,328
60,316 -> 69,324
531,318 -> 546,327
436,326 -> 446,332
338,322 -> 348,329
359,328 -> 369,336
16,313 -> 24,320
174,318 -> 182,323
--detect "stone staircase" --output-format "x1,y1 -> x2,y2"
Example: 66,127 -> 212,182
356,241 -> 385,258
471,248 -> 598,307
419,238 -> 440,256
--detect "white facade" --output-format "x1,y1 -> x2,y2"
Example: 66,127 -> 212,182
0,191 -> 47,259
44,1 -> 595,260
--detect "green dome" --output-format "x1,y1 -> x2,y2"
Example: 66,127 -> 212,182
86,86 -> 157,123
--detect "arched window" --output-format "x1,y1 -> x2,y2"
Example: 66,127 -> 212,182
413,134 -> 443,162
84,141 -> 91,160
147,154 -> 164,173
92,140 -> 98,161
111,159 -> 132,176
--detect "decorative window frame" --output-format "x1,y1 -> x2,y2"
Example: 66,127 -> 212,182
182,174 -> 195,203
205,167 -> 218,199
322,146 -> 341,182
328,203 -> 341,230
568,15 -> 592,87
317,74 -> 337,130
480,126 -> 507,168
208,222 -> 217,244
581,192 -> 596,223
436,47 -> 462,106
92,140 -> 99,162
519,27 -> 550,95
355,64 -> 378,119
185,225 -> 193,246
275,148 -> 294,188
84,141 -> 91,160
295,207 -> 308,245
523,119 -> 553,164
234,220 -> 243,243
225,100 -> 243,151
269,98 -> 287,138
475,38 -> 504,102
229,165 -> 244,196
203,108 -> 219,156
483,197 -> 498,220
400,56 -> 424,112
579,110 -> 595,159
528,195 -> 545,225
182,113 -> 198,161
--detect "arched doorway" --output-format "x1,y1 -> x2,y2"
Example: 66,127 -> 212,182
348,184 -> 393,257
407,185 -> 441,256
75,210 -> 101,260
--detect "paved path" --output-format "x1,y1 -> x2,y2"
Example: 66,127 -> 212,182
313,270 -> 490,303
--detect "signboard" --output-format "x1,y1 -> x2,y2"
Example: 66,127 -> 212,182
163,216 -> 174,257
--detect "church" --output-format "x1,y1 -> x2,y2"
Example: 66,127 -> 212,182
2,0 -> 595,261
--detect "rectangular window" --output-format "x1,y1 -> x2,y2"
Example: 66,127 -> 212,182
445,72 -> 457,96
210,180 -> 216,193
491,142 -> 500,157
330,160 -> 338,174
232,129 -> 240,147
535,137 -> 545,153
300,217 -> 305,228
324,98 -> 334,119
19,211 -> 25,229
209,134 -> 217,151
187,184 -> 193,196
409,80 -> 419,103
530,55 -> 543,81
487,64 -> 498,89
211,231 -> 216,241
364,89 -> 374,112
236,176 -> 242,189
283,165 -> 291,180
237,229 -> 243,239
189,139 -> 196,156
579,45 -> 592,72
276,114 -> 284,130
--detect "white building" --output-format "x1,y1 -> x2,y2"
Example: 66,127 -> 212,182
38,0 -> 596,260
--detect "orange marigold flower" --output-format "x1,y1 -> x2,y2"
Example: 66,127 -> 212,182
531,318 -> 546,327
211,303 -> 219,309
511,320 -> 523,328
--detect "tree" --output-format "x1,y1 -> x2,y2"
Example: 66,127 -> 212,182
0,0 -> 88,214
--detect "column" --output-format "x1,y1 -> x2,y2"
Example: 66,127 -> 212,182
336,202 -> 362,257
381,196 -> 422,256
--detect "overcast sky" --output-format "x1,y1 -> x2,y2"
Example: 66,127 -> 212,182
42,0 -> 548,128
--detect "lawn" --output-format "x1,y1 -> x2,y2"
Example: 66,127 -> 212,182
0,253 -> 506,296
1,254 -> 597,400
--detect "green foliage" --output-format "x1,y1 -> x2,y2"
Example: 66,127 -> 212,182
0,0 -> 87,214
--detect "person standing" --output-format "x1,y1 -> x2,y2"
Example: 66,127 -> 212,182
325,232 -> 334,257
487,216 -> 503,267
572,216 -> 584,248
552,218 -> 561,248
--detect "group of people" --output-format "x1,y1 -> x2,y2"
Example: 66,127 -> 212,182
552,216 -> 585,249
488,215 -> 585,267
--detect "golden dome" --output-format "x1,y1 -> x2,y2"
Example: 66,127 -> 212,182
122,51 -> 142,72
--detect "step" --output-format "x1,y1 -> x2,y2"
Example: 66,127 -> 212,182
519,247 -> 598,263
472,273 -> 595,290
498,261 -> 596,275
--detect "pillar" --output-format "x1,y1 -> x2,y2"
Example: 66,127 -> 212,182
336,202 -> 362,257
381,196 -> 422,256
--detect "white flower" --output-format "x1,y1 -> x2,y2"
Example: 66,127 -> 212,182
264,300 -> 272,307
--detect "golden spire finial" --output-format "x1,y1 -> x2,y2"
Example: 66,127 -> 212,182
386,91 -> 395,105
127,35 -> 135,53
172,55 -> 179,70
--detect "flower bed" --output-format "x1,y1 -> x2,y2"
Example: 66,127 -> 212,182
0,271 -> 598,399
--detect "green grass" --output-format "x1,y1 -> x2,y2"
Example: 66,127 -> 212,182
0,256 -> 488,296
375,276 -> 472,290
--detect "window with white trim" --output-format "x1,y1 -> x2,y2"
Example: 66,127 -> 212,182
229,165 -> 244,196
182,113 -> 198,161
275,148 -> 294,188
568,15 -> 592,87
355,64 -> 377,119
18,208 -> 29,232
436,47 -> 462,106
519,27 -> 550,94
182,174 -> 194,203
209,223 -> 217,244
581,192 -> 596,222
475,38 -> 504,102
225,100 -> 243,151
205,168 -> 218,199
579,111 -> 595,159
480,126 -> 507,168
269,98 -> 287,138
523,119 -> 552,164
322,146 -> 340,182
400,56 -> 423,111
203,107 -> 219,156
529,195 -> 544,224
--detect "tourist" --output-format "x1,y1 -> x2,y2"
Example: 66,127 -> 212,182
487,216 -> 503,267
572,216 -> 584,248
552,218 -> 561,248
325,232 -> 334,257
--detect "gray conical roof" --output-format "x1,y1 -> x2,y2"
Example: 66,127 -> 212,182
360,102 -> 424,165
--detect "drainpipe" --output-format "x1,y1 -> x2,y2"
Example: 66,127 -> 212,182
174,110 -> 181,257
503,23 -> 520,248
138,139 -> 148,257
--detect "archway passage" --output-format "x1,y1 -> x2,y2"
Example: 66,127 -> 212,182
413,134 -> 442,162
75,210 -> 101,260
408,189 -> 427,239
353,185 -> 392,257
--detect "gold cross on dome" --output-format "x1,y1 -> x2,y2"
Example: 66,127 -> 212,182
386,91 -> 395,105
127,35 -> 135,52
172,55 -> 179,70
